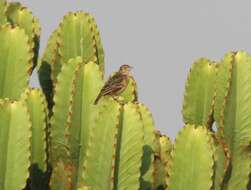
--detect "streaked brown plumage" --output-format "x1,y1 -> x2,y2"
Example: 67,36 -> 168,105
94,64 -> 133,105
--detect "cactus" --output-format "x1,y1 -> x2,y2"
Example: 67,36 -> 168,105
0,0 -> 7,24
113,102 -> 144,190
168,125 -> 214,190
49,57 -> 104,189
82,100 -> 159,190
39,11 -> 104,110
0,24 -> 32,99
6,2 -> 41,68
139,104 -> 157,190
82,98 -> 121,190
214,51 -> 251,190
0,100 -> 31,190
49,56 -> 140,189
21,89 -> 50,190
159,135 -> 172,188
212,134 -> 230,190
182,58 -> 216,128
2,1 -> 251,190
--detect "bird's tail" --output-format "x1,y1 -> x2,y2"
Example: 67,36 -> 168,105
94,93 -> 102,105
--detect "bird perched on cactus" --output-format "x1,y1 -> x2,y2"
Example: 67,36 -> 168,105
94,64 -> 133,104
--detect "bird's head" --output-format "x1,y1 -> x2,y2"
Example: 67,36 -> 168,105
119,64 -> 133,76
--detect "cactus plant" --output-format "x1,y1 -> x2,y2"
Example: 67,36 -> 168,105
139,104 -> 157,190
0,24 -> 33,99
49,57 -> 104,189
168,125 -> 214,190
2,1 -> 251,190
182,58 -> 216,128
6,2 -> 41,68
0,0 -> 7,24
21,89 -> 50,190
39,11 -> 104,110
0,100 -> 31,190
214,51 -> 251,190
49,56 -> 139,189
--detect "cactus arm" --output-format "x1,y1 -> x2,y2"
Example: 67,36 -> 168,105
50,58 -> 104,189
50,161 -> 72,190
58,12 -> 97,64
182,58 -> 216,127
32,16 -> 41,67
39,29 -> 60,110
0,0 -> 7,24
6,3 -> 33,38
40,29 -> 61,84
153,158 -> 166,190
21,89 -> 49,189
70,62 -> 104,187
82,98 -> 121,190
6,2 -> 40,68
21,89 -> 47,172
220,51 -> 251,190
214,53 -> 233,132
114,103 -> 144,190
40,28 -> 58,66
213,135 -> 230,190
138,103 -> 156,190
0,100 -> 31,190
159,135 -> 172,188
40,10 -> 104,94
168,125 -> 214,190
50,58 -> 81,163
89,15 -> 105,72
49,58 -> 82,190
152,131 -> 163,189
0,24 -> 32,99
152,134 -> 172,189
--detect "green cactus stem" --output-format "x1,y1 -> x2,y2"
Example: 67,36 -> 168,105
168,125 -> 214,190
21,89 -> 49,190
159,135 -> 172,188
39,11 -> 104,110
0,24 -> 32,99
212,134 -> 230,190
40,29 -> 61,85
214,51 -> 251,190
152,131 -> 172,189
214,53 -> 233,133
58,12 -> 96,63
50,57 -> 104,189
113,102 -> 144,190
0,100 -> 31,190
138,104 -> 156,190
182,58 -> 216,128
6,2 -> 41,68
0,0 -> 7,24
82,98 -> 121,190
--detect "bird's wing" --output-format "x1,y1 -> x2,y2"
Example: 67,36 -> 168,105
100,73 -> 125,95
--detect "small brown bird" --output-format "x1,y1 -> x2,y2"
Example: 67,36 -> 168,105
94,64 -> 133,105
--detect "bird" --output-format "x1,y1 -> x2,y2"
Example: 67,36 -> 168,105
94,64 -> 133,105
